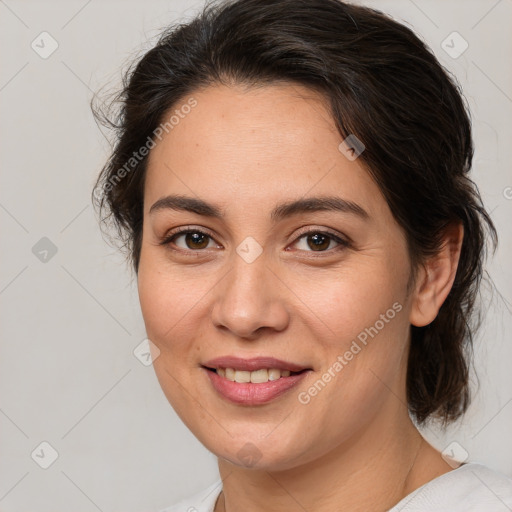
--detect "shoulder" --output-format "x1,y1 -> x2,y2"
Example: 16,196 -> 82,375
389,463 -> 512,511
158,480 -> 223,512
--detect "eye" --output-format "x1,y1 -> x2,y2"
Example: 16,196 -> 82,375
159,228 -> 218,251
291,230 -> 349,253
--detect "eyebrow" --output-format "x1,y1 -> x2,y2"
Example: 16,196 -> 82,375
149,194 -> 369,222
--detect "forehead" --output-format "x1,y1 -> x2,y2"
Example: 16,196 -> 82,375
144,83 -> 386,219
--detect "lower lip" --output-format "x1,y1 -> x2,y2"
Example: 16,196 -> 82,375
204,368 -> 310,405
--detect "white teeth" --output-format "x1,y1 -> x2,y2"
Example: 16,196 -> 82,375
216,367 -> 294,382
234,370 -> 251,383
268,368 -> 281,381
251,369 -> 268,383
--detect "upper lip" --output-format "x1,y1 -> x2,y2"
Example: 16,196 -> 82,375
202,356 -> 311,372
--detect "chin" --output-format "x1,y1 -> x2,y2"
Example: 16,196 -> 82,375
201,433 -> 313,472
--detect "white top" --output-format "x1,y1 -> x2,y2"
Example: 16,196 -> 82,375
159,463 -> 512,512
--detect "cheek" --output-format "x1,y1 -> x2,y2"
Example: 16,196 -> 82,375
137,248 -> 224,386
137,250 -> 201,346
293,258 -> 411,409
137,256 -> 206,412
137,266 -> 172,343
293,258 -> 408,344
295,305 -> 409,454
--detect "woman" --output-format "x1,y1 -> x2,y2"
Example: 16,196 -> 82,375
92,0 -> 512,510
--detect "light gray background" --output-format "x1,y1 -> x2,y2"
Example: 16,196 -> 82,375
1,0 -> 511,511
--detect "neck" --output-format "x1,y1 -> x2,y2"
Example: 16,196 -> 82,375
215,405 -> 453,512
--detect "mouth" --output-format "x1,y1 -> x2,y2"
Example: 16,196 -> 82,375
203,366 -> 308,383
201,356 -> 313,405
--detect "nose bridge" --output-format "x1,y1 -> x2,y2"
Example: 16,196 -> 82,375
224,243 -> 271,312
211,241 -> 289,337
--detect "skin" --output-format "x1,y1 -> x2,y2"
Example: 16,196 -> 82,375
137,83 -> 464,511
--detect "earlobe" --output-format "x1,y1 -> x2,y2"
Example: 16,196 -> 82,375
409,222 -> 464,327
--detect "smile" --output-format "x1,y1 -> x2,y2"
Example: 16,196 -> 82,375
203,366 -> 311,405
211,367 -> 296,383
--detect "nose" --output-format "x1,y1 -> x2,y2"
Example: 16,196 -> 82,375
210,249 -> 290,340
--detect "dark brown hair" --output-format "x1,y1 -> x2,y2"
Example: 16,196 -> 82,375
92,0 -> 497,425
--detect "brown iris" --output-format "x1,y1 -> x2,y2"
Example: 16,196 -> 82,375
185,232 -> 210,249
307,233 -> 331,251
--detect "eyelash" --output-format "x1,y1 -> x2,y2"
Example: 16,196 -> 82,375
158,226 -> 350,256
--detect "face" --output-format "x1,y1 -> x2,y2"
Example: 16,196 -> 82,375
138,83 -> 415,471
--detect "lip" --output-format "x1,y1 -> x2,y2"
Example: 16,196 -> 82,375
202,356 -> 310,372
203,367 -> 311,405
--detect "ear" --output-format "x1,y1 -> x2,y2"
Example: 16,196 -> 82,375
409,222 -> 464,327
